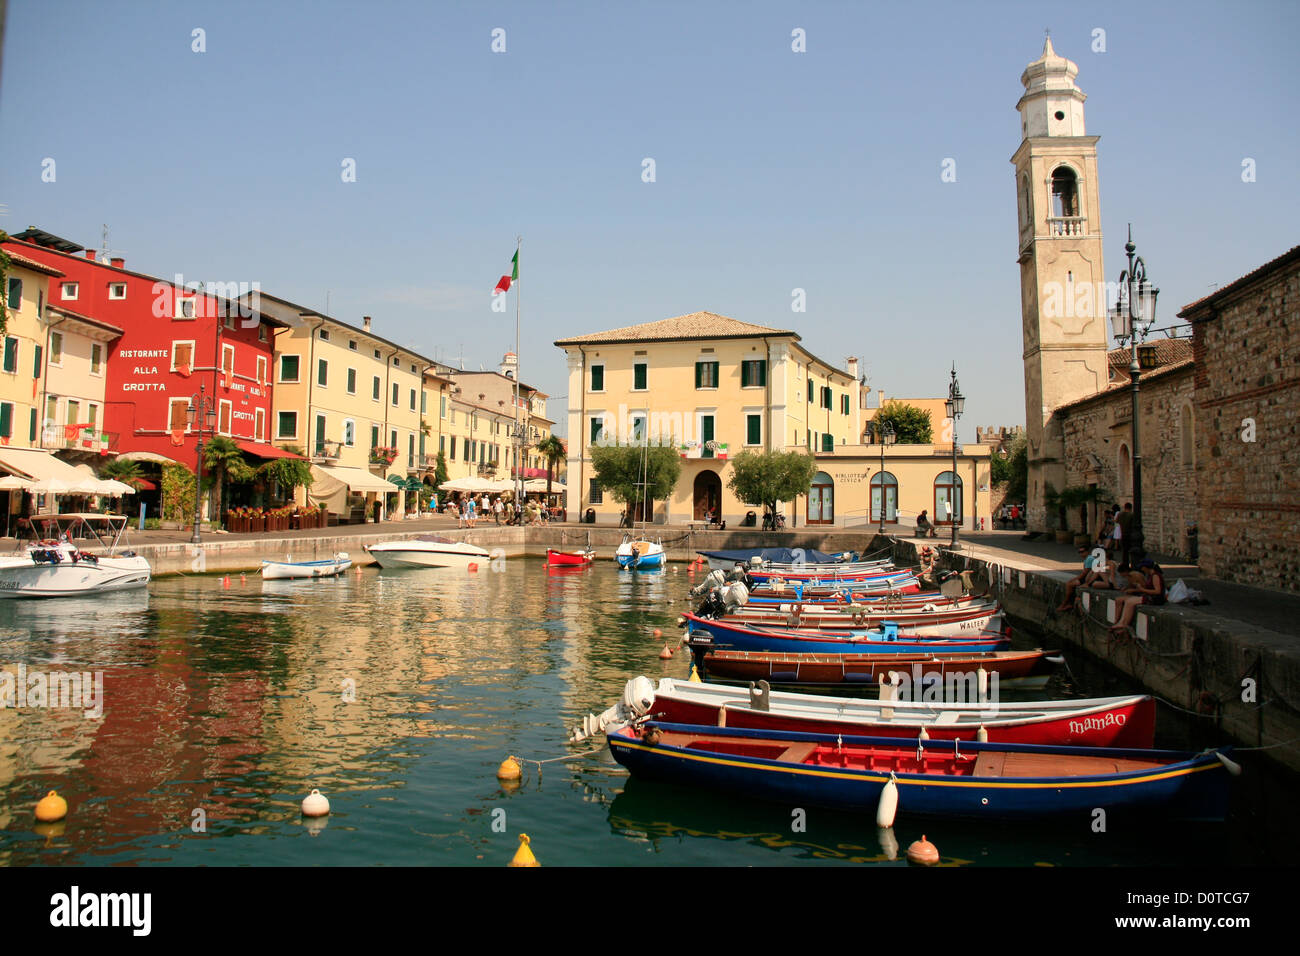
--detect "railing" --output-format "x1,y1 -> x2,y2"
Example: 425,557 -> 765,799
1047,216 -> 1086,237
56,428 -> 119,454
313,440 -> 342,460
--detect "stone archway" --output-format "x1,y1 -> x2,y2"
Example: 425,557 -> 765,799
693,470 -> 722,520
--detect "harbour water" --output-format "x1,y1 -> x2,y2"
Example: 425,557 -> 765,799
0,560 -> 1293,866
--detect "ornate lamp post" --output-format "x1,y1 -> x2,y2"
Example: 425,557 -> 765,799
870,420 -> 896,533
1109,226 -> 1159,565
944,365 -> 965,548
186,382 -> 218,545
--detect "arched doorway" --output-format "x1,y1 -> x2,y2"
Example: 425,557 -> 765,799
693,470 -> 721,520
807,471 -> 834,525
871,471 -> 898,522
934,471 -> 963,526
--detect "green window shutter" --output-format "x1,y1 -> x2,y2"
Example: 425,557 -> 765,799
807,378 -> 813,402
28,408 -> 37,443
590,418 -> 601,444
634,364 -> 647,390
822,433 -> 834,452
695,363 -> 703,389
3,338 -> 16,373
347,368 -> 356,393
0,403 -> 11,438
591,365 -> 603,391
6,278 -> 21,310
747,415 -> 761,445
741,362 -> 751,388
33,344 -> 42,379
758,360 -> 767,387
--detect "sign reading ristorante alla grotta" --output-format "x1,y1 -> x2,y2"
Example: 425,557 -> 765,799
116,348 -> 266,397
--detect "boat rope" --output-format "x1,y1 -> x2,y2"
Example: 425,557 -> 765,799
513,745 -> 605,781
1229,734 -> 1300,753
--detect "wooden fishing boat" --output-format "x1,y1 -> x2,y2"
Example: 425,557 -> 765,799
546,547 -> 595,567
692,602 -> 1004,641
685,616 -> 1008,655
697,548 -> 881,572
730,596 -> 997,628
748,567 -> 913,586
607,722 -> 1234,821
630,676 -> 1155,747
693,647 -> 1056,685
616,535 -> 665,569
260,552 -> 352,580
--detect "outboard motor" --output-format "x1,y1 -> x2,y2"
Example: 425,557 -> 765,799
690,568 -> 728,597
720,581 -> 750,611
571,676 -> 658,742
694,587 -> 729,620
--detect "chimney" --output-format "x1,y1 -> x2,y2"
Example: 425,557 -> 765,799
877,389 -> 884,407
363,315 -> 372,331
845,356 -> 859,379
84,250 -> 96,260
110,257 -> 124,269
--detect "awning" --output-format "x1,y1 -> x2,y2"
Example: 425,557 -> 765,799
237,440 -> 307,460
311,464 -> 393,494
0,447 -> 88,483
116,451 -> 178,465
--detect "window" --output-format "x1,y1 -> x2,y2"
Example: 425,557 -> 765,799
343,419 -> 355,446
746,414 -> 762,446
463,438 -> 470,462
90,343 -> 103,375
218,400 -> 233,435
374,349 -> 381,359
172,341 -> 195,371
222,344 -> 236,378
319,329 -> 330,341
372,376 -> 381,401
807,471 -> 834,525
392,357 -> 400,367
695,362 -> 719,389
589,417 -> 605,445
346,368 -> 357,394
439,435 -> 445,455
61,282 -> 78,300
2,337 -> 17,373
256,355 -> 268,385
410,434 -> 416,467
699,415 -> 715,457
633,363 -> 647,391
255,408 -> 265,442
807,377 -> 814,402
371,425 -> 380,450
450,436 -> 457,459
108,282 -> 127,300
5,278 -> 20,310
841,394 -> 850,415
169,399 -> 190,433
176,298 -> 196,319
392,382 -> 399,406
0,402 -> 12,439
49,332 -> 63,366
590,364 -> 604,392
258,325 -> 268,342
822,433 -> 834,452
279,355 -> 300,382
420,391 -> 427,414
390,429 -> 397,451
277,411 -> 298,439
741,360 -> 767,388
409,388 -> 416,411
630,414 -> 647,443
314,414 -> 327,454
821,386 -> 832,410
28,408 -> 36,444
934,471 -> 964,524
317,358 -> 328,387
349,340 -> 357,351
66,400 -> 80,426
32,344 -> 42,379
440,395 -> 447,419
1051,166 -> 1079,219
589,479 -> 603,505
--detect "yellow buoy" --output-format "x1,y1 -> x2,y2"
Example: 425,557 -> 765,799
906,834 -> 940,866
301,789 -> 330,817
497,756 -> 523,782
35,790 -> 67,823
508,833 -> 540,867
688,664 -> 702,683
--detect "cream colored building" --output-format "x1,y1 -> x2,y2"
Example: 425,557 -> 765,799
39,305 -> 123,457
1,252 -> 62,447
555,312 -> 991,529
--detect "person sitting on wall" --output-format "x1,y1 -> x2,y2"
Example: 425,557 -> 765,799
916,510 -> 937,538
1055,545 -> 1104,610
1110,559 -> 1167,633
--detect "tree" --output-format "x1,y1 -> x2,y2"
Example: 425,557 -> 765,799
534,434 -> 566,500
0,232 -> 12,339
101,458 -> 145,489
203,436 -> 255,520
726,450 -> 819,518
257,446 -> 313,501
873,400 -> 933,444
431,452 -> 449,493
589,443 -> 681,521
995,433 -> 1028,505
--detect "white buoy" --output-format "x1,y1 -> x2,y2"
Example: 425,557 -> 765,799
301,789 -> 330,817
976,724 -> 988,742
878,826 -> 899,861
977,666 -> 988,702
876,774 -> 899,828
918,727 -> 929,741
1214,752 -> 1243,776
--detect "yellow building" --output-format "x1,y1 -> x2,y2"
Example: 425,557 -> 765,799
1,252 -> 62,447
555,311 -> 991,530
256,293 -> 440,520
39,304 -> 123,458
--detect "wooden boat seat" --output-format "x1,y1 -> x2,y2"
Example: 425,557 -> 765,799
779,742 -> 819,764
993,752 -> 1160,778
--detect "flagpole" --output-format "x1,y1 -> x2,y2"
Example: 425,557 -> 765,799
513,235 -> 522,512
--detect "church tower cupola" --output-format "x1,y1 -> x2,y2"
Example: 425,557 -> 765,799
1017,35 -> 1088,139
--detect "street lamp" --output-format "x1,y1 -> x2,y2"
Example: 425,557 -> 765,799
944,364 -> 965,548
1109,225 -> 1159,565
870,420 -> 896,534
186,382 -> 218,545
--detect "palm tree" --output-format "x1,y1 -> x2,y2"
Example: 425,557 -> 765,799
535,435 -> 567,503
101,458 -> 145,489
203,436 -> 255,522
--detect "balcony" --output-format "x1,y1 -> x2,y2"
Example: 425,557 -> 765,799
54,426 -> 119,455
312,440 -> 343,461
1047,217 -> 1086,237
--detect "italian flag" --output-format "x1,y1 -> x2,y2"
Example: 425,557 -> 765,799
493,250 -> 518,295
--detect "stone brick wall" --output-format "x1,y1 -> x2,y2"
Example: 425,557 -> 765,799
1187,254 -> 1300,592
1058,367 -> 1197,557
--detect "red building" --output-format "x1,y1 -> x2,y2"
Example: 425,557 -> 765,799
5,229 -> 292,474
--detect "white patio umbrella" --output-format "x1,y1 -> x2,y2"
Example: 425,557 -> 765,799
30,478 -> 73,495
96,479 -> 137,496
0,475 -> 32,491
524,478 -> 565,493
440,476 -> 494,493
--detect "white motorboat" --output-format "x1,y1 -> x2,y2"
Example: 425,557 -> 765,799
261,552 -> 352,580
0,514 -> 152,599
364,535 -> 491,569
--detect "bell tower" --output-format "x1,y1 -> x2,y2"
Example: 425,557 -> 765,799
1012,36 -> 1109,532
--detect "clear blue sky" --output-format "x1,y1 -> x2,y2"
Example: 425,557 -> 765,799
3,0 -> 1297,438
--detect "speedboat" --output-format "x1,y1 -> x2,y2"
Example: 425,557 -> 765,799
364,534 -> 491,569
615,534 -> 664,570
261,552 -> 352,580
0,514 -> 152,599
